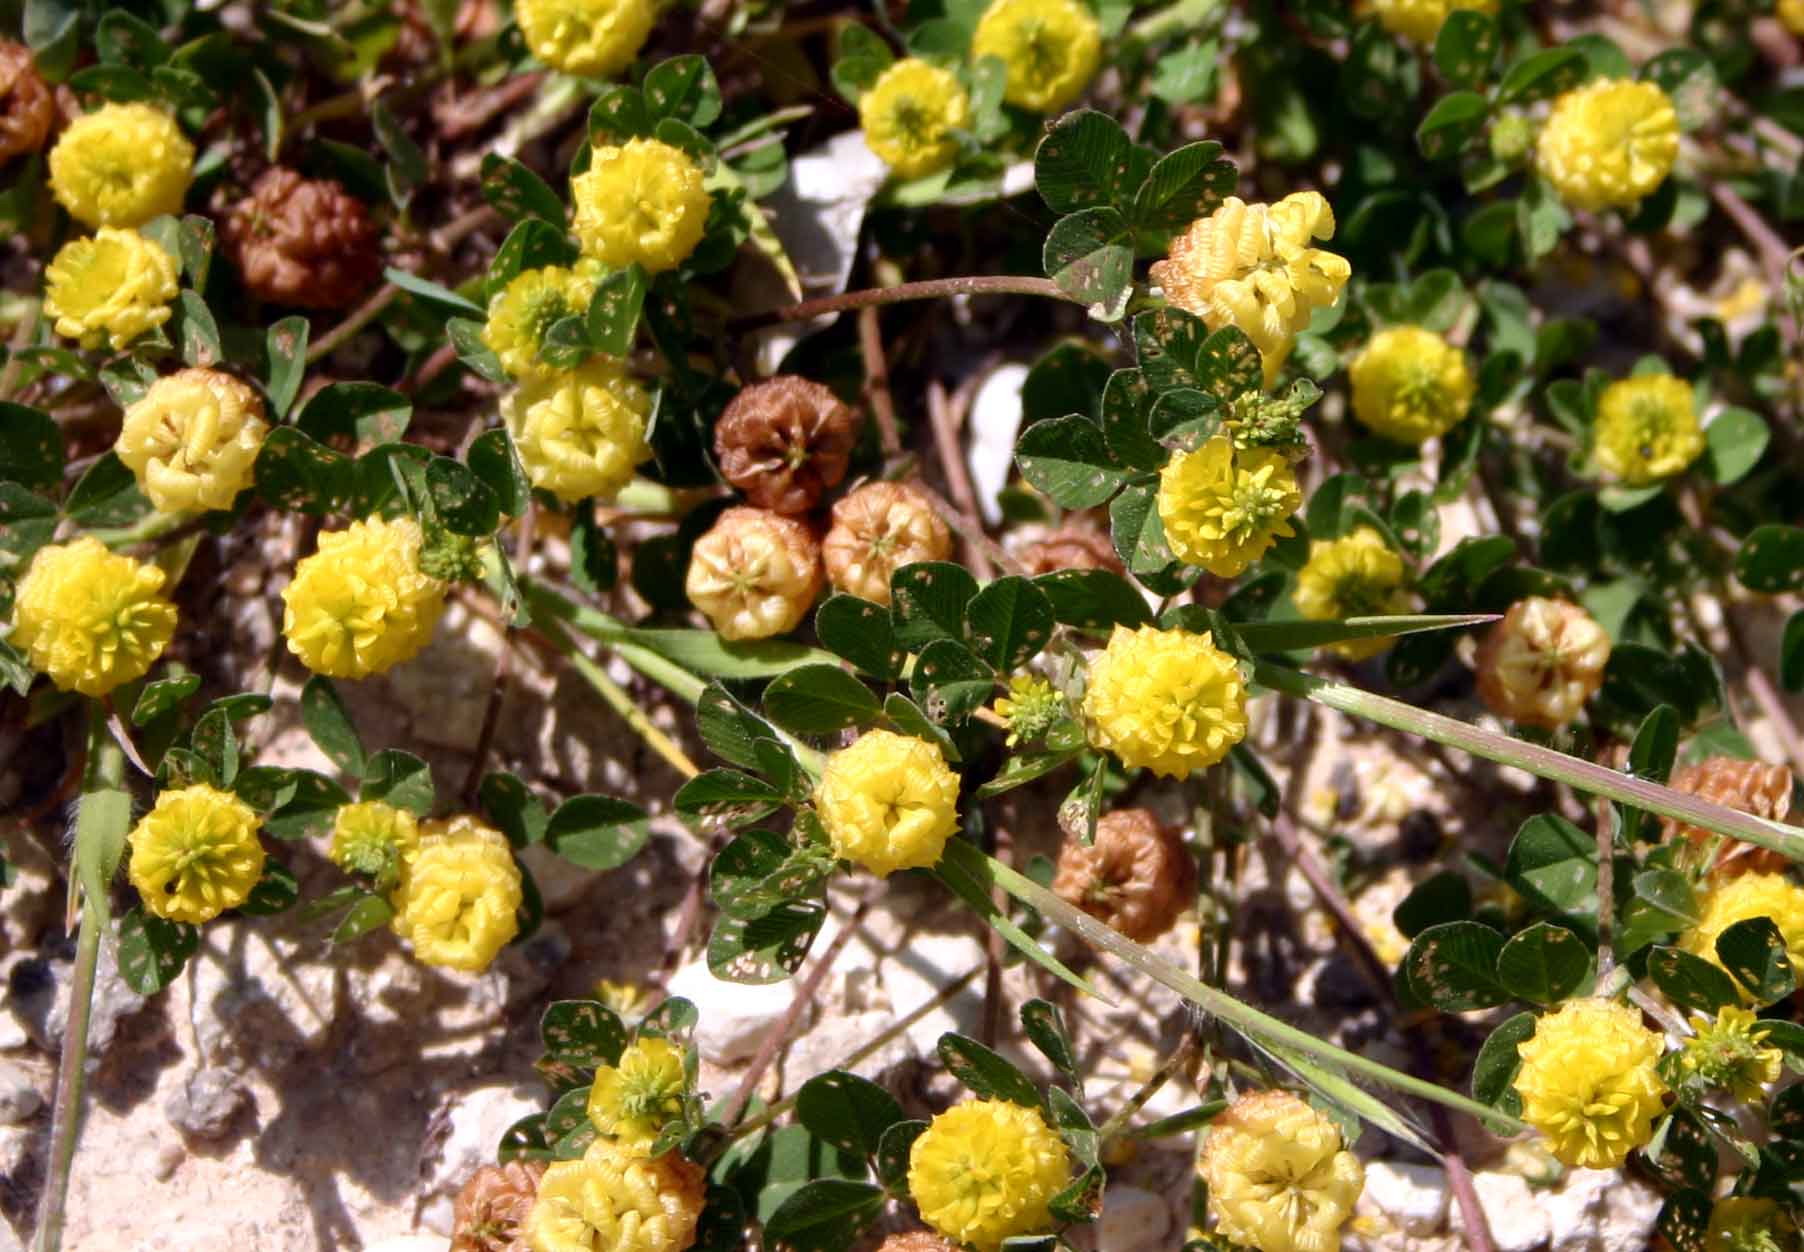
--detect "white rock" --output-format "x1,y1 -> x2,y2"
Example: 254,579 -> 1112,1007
417,1082 -> 545,1235
0,1061 -> 42,1125
968,363 -> 1029,524
873,930 -> 988,1055
357,1238 -> 446,1252
1361,1160 -> 1449,1236
666,958 -> 798,1064
1545,1168 -> 1661,1252
1095,1183 -> 1171,1252
1473,1171 -> 1551,1252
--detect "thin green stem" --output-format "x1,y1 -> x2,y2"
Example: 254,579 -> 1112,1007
535,615 -> 704,783
36,711 -> 128,1252
982,850 -> 1528,1134
1254,662 -> 1804,863
729,276 -> 1079,332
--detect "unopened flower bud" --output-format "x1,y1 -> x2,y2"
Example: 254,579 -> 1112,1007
715,376 -> 862,514
1051,808 -> 1196,941
1473,596 -> 1611,729
685,506 -> 822,641
822,481 -> 951,605
1489,111 -> 1534,164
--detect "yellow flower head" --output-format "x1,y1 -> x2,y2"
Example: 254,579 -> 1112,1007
515,0 -> 656,78
525,1138 -> 706,1252
502,355 -> 653,504
571,139 -> 711,275
43,227 -> 179,351
1292,527 -> 1412,661
1348,325 -> 1474,445
595,979 -> 651,1019
330,800 -> 420,883
1781,0 -> 1804,37
1513,997 -> 1668,1169
1705,1197 -> 1793,1252
389,815 -> 523,973
9,536 -> 177,697
970,0 -> 1102,113
483,262 -> 604,380
859,59 -> 972,180
1150,193 -> 1351,386
1536,78 -> 1680,212
1680,871 -> 1804,991
1369,0 -> 1497,43
48,102 -> 193,228
907,1098 -> 1071,1252
993,674 -> 1063,747
1159,435 -> 1301,578
1198,1090 -> 1365,1252
587,1036 -> 688,1150
1082,624 -> 1248,779
281,516 -> 448,680
128,784 -> 266,925
116,368 -> 269,513
1592,373 -> 1703,485
815,729 -> 961,876
1677,1006 -> 1784,1104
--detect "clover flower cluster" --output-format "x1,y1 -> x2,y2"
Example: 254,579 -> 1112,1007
907,1098 -> 1071,1251
816,728 -> 962,876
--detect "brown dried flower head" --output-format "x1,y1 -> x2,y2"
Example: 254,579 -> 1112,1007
1051,808 -> 1197,942
0,41 -> 54,163
1663,755 -> 1796,877
451,1159 -> 546,1252
1474,596 -> 1611,730
715,376 -> 862,514
873,1232 -> 962,1252
224,168 -> 382,310
822,480 -> 952,605
1014,524 -> 1123,576
685,506 -> 823,641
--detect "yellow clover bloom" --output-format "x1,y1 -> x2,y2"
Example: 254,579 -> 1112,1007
1348,325 -> 1475,446
1199,1090 -> 1365,1252
515,0 -> 656,78
116,368 -> 270,513
127,784 -> 267,925
1369,0 -> 1497,44
281,516 -> 449,680
1150,193 -> 1351,386
1782,0 -> 1804,37
859,59 -> 972,180
1292,527 -> 1412,661
571,139 -> 711,275
1592,372 -> 1703,485
1681,871 -> 1804,992
525,1138 -> 706,1252
1677,1006 -> 1783,1104
970,0 -> 1102,113
1536,78 -> 1680,212
1082,624 -> 1247,779
9,536 -> 177,697
482,262 -> 604,380
1158,434 -> 1301,578
390,815 -> 523,973
587,1036 -> 687,1150
502,356 -> 653,504
1513,997 -> 1668,1169
1705,1197 -> 1792,1252
330,800 -> 420,883
48,102 -> 193,228
815,729 -> 960,876
43,227 -> 179,351
908,1098 -> 1070,1252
